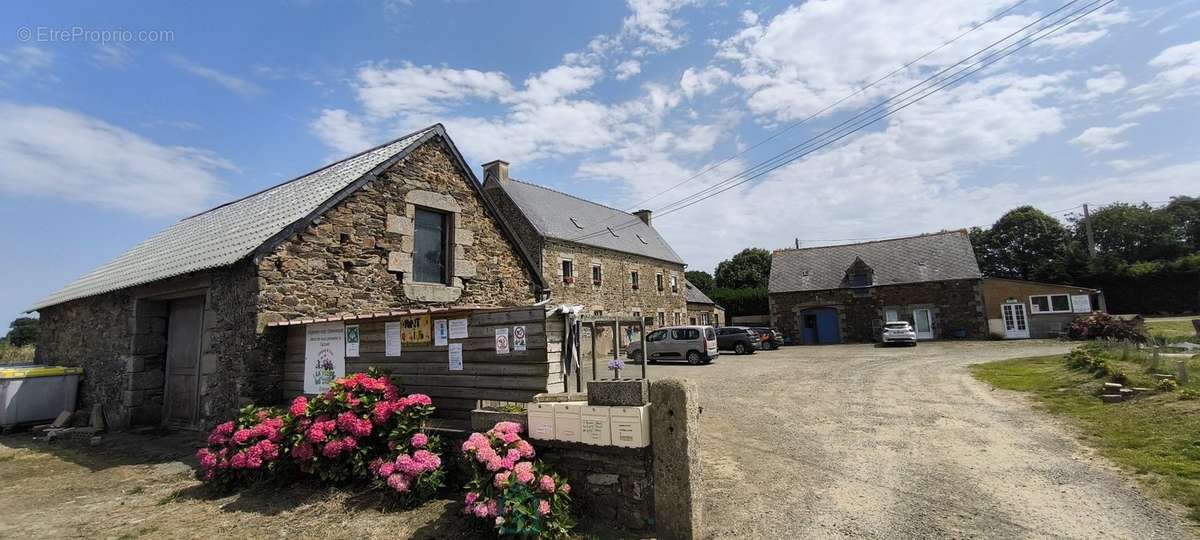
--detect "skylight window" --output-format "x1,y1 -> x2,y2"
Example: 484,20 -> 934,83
607,227 -> 620,238
569,217 -> 584,229
635,233 -> 648,244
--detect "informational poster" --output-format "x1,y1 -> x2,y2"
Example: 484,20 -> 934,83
305,322 -> 345,394
448,318 -> 469,339
495,327 -> 510,354
399,315 -> 432,344
513,325 -> 527,352
433,319 -> 449,346
448,343 -> 464,371
1071,294 -> 1092,313
345,325 -> 360,357
385,321 -> 403,357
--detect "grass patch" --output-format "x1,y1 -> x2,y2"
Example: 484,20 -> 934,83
972,352 -> 1200,522
1146,318 -> 1199,344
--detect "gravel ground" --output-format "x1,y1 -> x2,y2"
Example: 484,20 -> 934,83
639,340 -> 1196,539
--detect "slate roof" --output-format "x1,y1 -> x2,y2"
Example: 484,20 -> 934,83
768,230 -> 982,293
490,178 -> 685,265
684,281 -> 717,305
32,126 -> 443,310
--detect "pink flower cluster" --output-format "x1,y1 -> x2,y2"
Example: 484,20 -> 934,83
461,421 -> 571,528
372,448 -> 441,493
196,411 -> 287,481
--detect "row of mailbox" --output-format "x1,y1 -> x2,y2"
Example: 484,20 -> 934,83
527,402 -> 650,448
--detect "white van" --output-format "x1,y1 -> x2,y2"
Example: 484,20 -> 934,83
626,325 -> 719,365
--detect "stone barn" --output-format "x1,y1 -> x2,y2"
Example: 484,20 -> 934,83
32,125 -> 550,429
768,230 -> 988,344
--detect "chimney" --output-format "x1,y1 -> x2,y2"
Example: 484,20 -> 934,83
633,209 -> 652,225
482,160 -> 509,184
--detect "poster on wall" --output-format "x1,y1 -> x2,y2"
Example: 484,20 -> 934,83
400,315 -> 432,344
495,327 -> 510,354
448,343 -> 463,371
433,319 -> 448,346
345,325 -> 360,357
1071,294 -> 1092,313
513,325 -> 527,352
448,318 -> 469,339
385,321 -> 403,357
305,322 -> 345,394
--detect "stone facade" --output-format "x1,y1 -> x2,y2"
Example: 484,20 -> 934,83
256,138 -> 539,325
540,239 -> 686,323
770,278 -> 987,343
35,135 -> 543,428
524,439 -> 655,532
686,302 -> 724,327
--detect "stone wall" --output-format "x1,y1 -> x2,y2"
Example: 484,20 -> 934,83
256,136 -> 539,325
534,439 -> 655,532
540,239 -> 686,323
35,291 -> 133,425
686,303 -> 723,326
770,278 -> 987,343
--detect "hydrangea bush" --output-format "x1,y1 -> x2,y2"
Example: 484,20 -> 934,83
461,422 -> 574,538
196,405 -> 289,487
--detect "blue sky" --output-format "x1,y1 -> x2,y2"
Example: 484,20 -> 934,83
2,0 -> 1199,323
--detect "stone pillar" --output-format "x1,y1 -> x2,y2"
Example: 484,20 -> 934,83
650,378 -> 702,540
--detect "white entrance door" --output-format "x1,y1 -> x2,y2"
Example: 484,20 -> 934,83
1001,303 -> 1030,339
913,309 -> 933,340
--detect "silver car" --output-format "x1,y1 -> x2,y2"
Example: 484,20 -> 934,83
881,321 -> 918,346
626,325 -> 719,365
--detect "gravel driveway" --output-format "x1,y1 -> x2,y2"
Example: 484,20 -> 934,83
640,340 -> 1195,539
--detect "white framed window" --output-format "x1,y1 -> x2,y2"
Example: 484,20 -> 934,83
592,264 -> 602,286
670,275 -> 678,293
673,312 -> 681,325
656,273 -> 664,292
657,311 -> 665,326
1029,294 -> 1071,314
561,259 -> 574,285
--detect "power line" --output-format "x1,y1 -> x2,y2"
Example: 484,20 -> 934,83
573,0 -> 1110,242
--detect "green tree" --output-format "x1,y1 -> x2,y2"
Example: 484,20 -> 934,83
974,206 -> 1072,281
714,248 -> 772,289
684,270 -> 714,293
1073,202 -> 1185,263
1162,195 -> 1200,252
5,317 -> 39,347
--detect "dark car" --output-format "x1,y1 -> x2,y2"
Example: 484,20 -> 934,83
751,327 -> 784,350
716,326 -> 759,355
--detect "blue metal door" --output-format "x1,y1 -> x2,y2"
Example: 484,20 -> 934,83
800,309 -> 840,344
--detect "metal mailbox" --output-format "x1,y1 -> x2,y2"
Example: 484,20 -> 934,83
528,402 -> 556,440
610,404 -> 650,448
552,402 -> 584,442
580,405 -> 611,446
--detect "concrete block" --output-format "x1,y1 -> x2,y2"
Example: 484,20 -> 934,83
403,283 -> 463,303
1102,382 -> 1122,392
1100,394 -> 1124,403
650,378 -> 702,540
588,379 -> 649,406
454,228 -> 474,246
385,214 -> 413,235
454,259 -> 477,279
387,252 -> 413,274
534,392 -> 588,403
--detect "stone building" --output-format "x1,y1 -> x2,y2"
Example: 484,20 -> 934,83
32,125 -> 548,428
684,281 -> 724,327
481,160 -> 688,328
768,230 -> 988,344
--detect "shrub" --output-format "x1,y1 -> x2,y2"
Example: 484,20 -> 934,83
1066,313 -> 1147,343
461,422 -> 574,538
1109,369 -> 1129,385
1157,378 -> 1179,392
1179,388 -> 1199,400
196,405 -> 289,487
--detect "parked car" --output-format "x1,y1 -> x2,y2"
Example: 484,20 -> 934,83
716,326 -> 760,355
626,326 -> 718,365
751,327 -> 784,350
881,321 -> 918,346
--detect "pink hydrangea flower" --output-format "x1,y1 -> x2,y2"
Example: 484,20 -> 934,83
539,474 -> 555,493
538,499 -> 551,516
464,491 -> 479,505
387,473 -> 410,492
561,483 -> 571,494
289,396 -> 308,417
410,433 -> 428,448
231,429 -> 253,445
515,440 -> 534,458
196,448 -> 217,470
291,442 -> 314,460
493,471 -> 511,488
514,461 -> 535,484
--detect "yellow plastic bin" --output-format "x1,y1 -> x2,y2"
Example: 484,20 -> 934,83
0,366 -> 83,428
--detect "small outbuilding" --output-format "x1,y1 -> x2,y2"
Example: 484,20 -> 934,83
981,277 -> 1104,339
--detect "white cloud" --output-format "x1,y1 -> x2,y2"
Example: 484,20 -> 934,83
310,109 -> 373,156
1104,155 -> 1163,171
615,60 -> 642,80
355,62 -> 513,117
519,64 -> 603,105
1069,123 -> 1137,154
91,44 -> 132,70
1131,40 -> 1200,100
0,103 -> 232,217
169,56 -> 264,97
0,46 -> 54,79
622,0 -> 701,51
1079,70 -> 1125,99
680,66 -> 731,98
1117,103 -> 1161,119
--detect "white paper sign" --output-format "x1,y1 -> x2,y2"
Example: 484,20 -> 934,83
385,321 -> 403,357
1071,294 -> 1092,313
433,319 -> 448,346
495,327 -> 510,354
448,343 -> 464,371
513,325 -> 527,352
345,325 -> 360,357
449,318 -> 469,339
305,322 -> 345,394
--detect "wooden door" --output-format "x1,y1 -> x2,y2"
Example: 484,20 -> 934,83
164,295 -> 205,427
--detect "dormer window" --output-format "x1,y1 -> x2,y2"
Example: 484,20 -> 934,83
844,257 -> 874,288
848,272 -> 872,287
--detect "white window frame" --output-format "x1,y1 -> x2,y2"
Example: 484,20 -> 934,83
1029,294 -> 1072,314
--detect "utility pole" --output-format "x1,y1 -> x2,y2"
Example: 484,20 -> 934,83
794,238 -> 800,249
1082,203 -> 1096,258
